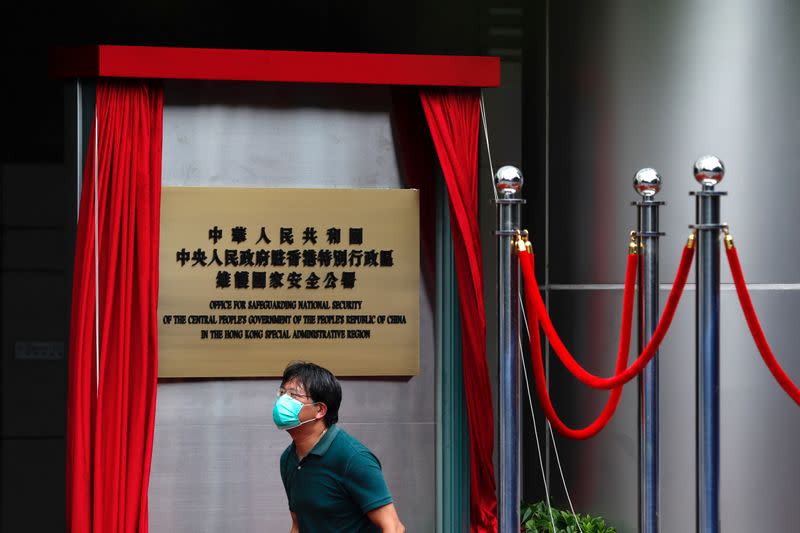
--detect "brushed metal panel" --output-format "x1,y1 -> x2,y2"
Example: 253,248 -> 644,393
162,81 -> 401,189
540,289 -> 698,532
548,0 -> 800,285
149,380 -> 290,533
540,290 -> 639,532
152,90 -> 435,531
527,1 -> 800,530
149,381 -> 435,533
719,290 -> 799,531
539,288 -> 800,532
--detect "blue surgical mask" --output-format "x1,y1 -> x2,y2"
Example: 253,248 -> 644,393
273,394 -> 318,430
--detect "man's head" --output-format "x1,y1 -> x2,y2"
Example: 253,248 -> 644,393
279,362 -> 342,428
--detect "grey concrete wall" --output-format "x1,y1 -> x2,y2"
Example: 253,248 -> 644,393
149,81 -> 435,532
527,1 -> 800,531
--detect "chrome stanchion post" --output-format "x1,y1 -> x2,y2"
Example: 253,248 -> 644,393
691,155 -> 726,533
633,169 -> 664,533
495,166 -> 524,533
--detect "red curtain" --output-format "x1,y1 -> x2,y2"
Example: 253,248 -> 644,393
67,80 -> 163,533
420,88 -> 497,532
390,88 -> 437,293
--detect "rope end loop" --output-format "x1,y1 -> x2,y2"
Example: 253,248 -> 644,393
515,230 -> 527,253
522,229 -> 533,254
687,230 -> 697,249
723,227 -> 735,250
629,231 -> 640,255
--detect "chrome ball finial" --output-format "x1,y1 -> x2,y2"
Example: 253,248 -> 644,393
693,155 -> 725,187
633,168 -> 662,197
494,165 -> 523,195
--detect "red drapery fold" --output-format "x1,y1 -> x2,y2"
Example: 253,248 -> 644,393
390,88 -> 438,293
67,80 -> 163,533
420,88 -> 497,533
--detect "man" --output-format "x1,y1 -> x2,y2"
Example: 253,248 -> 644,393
274,362 -> 405,533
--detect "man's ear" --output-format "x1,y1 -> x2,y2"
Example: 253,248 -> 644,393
316,402 -> 328,421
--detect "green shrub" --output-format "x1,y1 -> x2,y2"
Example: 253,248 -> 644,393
521,501 -> 617,533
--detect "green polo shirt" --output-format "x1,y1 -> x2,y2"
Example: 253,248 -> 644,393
280,425 -> 393,533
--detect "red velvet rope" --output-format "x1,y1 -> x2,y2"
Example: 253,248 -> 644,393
520,241 -> 695,389
725,245 -> 800,406
522,249 -> 636,439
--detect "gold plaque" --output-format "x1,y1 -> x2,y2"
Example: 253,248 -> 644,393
158,187 -> 420,377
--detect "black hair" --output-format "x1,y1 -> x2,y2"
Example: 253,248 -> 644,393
280,362 -> 342,427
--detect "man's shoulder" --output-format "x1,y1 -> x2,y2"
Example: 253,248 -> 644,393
331,427 -> 369,452
331,427 -> 381,467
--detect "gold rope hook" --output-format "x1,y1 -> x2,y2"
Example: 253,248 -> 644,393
687,229 -> 697,249
723,227 -> 735,250
515,229 -> 527,253
629,231 -> 640,255
522,229 -> 533,253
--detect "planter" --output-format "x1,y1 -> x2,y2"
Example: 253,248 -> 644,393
521,501 -> 617,533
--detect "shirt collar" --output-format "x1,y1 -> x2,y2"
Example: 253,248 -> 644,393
309,424 -> 340,456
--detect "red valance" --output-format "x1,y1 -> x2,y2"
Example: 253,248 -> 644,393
50,45 -> 500,88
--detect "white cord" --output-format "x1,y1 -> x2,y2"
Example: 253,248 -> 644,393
93,112 -> 100,397
479,90 -> 499,203
547,417 -> 581,529
518,335 -> 557,533
519,294 -> 584,532
483,86 -> 562,530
